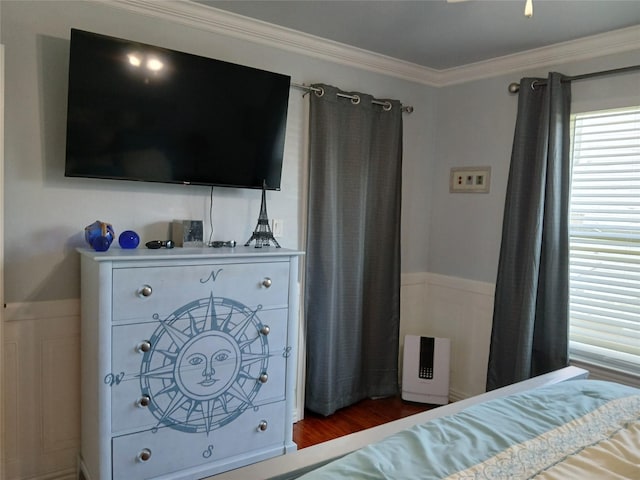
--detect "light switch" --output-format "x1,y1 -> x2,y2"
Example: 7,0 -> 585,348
271,219 -> 283,237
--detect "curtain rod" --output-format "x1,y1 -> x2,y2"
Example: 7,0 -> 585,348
292,83 -> 414,113
508,64 -> 640,93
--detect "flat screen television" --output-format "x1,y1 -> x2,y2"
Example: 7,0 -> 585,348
65,29 -> 290,190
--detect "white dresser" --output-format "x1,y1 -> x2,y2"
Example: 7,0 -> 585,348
77,247 -> 303,480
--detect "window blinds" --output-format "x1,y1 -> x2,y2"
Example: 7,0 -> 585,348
569,106 -> 640,375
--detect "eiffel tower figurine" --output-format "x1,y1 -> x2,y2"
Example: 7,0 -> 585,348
245,181 -> 281,248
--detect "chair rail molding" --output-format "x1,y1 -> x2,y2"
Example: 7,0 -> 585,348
4,299 -> 80,322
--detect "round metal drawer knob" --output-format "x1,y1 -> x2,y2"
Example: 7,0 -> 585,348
137,341 -> 152,353
137,395 -> 150,408
262,277 -> 272,288
260,325 -> 270,336
140,285 -> 153,297
138,448 -> 152,462
259,373 -> 269,384
258,421 -> 268,432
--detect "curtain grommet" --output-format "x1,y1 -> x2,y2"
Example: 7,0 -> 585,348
350,95 -> 360,105
383,101 -> 392,111
314,87 -> 325,97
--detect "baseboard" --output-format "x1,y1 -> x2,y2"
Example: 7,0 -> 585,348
449,387 -> 474,403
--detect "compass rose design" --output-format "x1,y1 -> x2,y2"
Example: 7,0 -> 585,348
139,294 -> 270,435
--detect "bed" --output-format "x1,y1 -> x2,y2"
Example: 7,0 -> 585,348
213,367 -> 640,479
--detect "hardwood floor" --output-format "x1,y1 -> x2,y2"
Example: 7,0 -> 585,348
293,396 -> 433,449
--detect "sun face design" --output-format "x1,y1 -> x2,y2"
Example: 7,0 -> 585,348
139,294 -> 269,435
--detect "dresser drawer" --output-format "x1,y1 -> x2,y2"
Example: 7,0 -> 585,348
112,401 -> 286,479
111,308 -> 289,434
112,262 -> 290,323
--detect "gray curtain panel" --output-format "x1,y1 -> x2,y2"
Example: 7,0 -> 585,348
305,84 -> 403,416
487,73 -> 571,391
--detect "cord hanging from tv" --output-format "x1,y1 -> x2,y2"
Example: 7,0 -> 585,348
245,181 -> 281,248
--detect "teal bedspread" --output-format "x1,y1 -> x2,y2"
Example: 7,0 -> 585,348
297,380 -> 640,479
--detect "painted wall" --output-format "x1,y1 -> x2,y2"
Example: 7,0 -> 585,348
410,51 -> 640,397
405,51 -> 640,399
1,0 -> 639,478
1,0 -> 436,304
1,2 -> 436,477
428,52 -> 640,284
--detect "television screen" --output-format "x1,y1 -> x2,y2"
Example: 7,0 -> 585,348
65,29 -> 290,190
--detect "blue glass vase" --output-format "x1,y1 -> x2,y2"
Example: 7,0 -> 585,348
85,221 -> 115,252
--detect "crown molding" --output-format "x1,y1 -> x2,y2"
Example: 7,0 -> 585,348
435,25 -> 640,86
96,0 -> 640,87
96,0 -> 442,84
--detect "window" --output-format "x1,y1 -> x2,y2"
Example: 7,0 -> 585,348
569,106 -> 640,376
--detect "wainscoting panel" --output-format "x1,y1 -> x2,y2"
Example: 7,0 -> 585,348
399,273 -> 428,373
4,341 -> 18,469
3,277 -> 492,479
400,273 -> 495,402
3,300 -> 80,480
42,336 -> 80,454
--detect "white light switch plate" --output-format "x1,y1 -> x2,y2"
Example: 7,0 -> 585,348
450,166 -> 491,193
271,219 -> 283,237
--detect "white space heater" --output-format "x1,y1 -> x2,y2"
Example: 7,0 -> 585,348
401,335 -> 451,405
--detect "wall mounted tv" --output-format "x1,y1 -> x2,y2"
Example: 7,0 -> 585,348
65,29 -> 290,190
